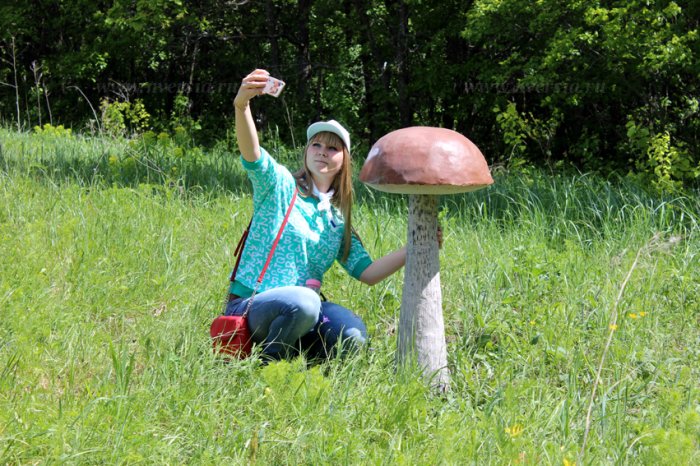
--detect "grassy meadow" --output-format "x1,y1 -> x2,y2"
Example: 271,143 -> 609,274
1,127 -> 699,464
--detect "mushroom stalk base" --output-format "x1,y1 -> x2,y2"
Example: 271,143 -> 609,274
398,194 -> 450,390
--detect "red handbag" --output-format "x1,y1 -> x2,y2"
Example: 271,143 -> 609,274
210,189 -> 298,358
210,311 -> 253,357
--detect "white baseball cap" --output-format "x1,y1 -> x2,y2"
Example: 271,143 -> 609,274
306,120 -> 351,152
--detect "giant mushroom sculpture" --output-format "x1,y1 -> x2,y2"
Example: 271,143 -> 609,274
360,127 -> 494,390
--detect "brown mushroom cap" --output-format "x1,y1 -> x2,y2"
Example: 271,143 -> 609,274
360,127 -> 494,195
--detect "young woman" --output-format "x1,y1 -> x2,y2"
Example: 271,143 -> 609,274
227,69 -> 426,361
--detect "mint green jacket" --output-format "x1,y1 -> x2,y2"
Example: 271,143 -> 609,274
230,148 -> 372,297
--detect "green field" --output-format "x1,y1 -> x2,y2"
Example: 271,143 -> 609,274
1,129 -> 699,464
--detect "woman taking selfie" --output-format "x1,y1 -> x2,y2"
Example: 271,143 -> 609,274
226,68 -> 430,361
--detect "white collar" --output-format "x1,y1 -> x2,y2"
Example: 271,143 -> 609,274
312,183 -> 335,213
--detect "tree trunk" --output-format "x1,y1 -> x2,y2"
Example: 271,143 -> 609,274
398,194 -> 450,391
351,0 -> 378,142
391,0 -> 411,127
296,0 -> 312,110
265,0 -> 280,72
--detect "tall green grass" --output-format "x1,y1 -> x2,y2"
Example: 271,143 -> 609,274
1,129 -> 698,464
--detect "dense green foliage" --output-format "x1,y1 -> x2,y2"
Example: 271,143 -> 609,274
1,0 -> 698,187
1,129 -> 699,463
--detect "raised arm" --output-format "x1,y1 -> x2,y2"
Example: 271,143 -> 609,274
233,69 -> 270,163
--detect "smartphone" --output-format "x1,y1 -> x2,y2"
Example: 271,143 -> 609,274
263,77 -> 286,97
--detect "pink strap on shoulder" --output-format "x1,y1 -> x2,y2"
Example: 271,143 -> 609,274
229,188 -> 299,284
256,188 -> 298,284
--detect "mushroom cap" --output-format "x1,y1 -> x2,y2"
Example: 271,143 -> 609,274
359,127 -> 494,194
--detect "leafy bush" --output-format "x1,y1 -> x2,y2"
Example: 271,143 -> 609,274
99,98 -> 151,136
625,120 -> 699,192
33,123 -> 73,138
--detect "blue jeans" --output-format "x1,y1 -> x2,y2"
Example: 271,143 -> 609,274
225,286 -> 368,359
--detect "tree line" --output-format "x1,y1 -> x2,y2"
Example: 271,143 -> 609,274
1,0 -> 698,188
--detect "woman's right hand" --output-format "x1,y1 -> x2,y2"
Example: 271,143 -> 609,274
234,69 -> 270,111
235,69 -> 268,162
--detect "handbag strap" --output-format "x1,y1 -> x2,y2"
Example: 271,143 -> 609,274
228,188 -> 298,316
256,188 -> 298,284
228,219 -> 251,282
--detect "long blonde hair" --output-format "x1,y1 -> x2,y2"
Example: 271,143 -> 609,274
293,131 -> 354,262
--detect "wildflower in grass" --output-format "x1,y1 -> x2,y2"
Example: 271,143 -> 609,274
609,324 -> 618,331
639,311 -> 647,317
505,424 -> 524,437
529,320 -> 536,326
628,313 -> 638,319
563,459 -> 576,466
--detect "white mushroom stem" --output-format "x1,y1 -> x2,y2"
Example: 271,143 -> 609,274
398,194 -> 450,390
